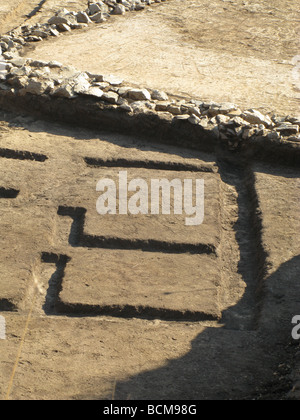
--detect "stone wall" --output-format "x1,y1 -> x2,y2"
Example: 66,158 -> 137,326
0,1 -> 299,165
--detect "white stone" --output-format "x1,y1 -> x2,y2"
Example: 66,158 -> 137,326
9,57 -> 27,67
102,91 -> 119,104
73,74 -> 91,94
86,86 -> 104,98
90,12 -> 106,22
241,109 -> 272,127
22,78 -> 54,95
102,74 -> 123,85
126,88 -> 151,101
151,89 -> 168,101
113,4 -> 126,15
188,114 -> 201,125
52,84 -> 77,98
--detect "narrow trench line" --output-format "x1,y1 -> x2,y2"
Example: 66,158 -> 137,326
55,302 -> 220,322
41,252 -> 71,315
57,205 -> 217,255
0,148 -> 48,162
243,167 -> 269,329
0,187 -> 19,198
40,252 -> 219,322
25,0 -> 48,20
84,157 -> 216,173
217,157 -> 268,331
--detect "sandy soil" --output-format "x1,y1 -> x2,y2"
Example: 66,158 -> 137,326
0,0 -> 300,401
21,0 -> 300,116
0,112 -> 299,400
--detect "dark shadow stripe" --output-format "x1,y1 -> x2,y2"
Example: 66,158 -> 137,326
0,148 -> 48,162
55,301 -> 220,322
84,157 -> 215,173
0,187 -> 19,198
57,206 -> 216,255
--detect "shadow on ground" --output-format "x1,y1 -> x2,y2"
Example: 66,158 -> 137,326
112,256 -> 300,400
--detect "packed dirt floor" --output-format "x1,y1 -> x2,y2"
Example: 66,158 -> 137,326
21,0 -> 300,116
0,0 -> 300,400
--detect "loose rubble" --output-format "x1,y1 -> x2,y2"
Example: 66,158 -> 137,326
0,1 -> 166,53
0,1 -> 299,150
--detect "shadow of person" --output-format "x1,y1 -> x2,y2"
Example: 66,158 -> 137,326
114,255 -> 300,400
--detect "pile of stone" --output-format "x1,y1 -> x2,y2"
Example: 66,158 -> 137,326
0,1 -> 299,150
1,55 -> 299,148
0,0 -> 166,53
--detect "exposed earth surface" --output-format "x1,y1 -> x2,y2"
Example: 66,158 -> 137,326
0,0 -> 299,400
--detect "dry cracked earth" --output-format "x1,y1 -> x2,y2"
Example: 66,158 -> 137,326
0,0 -> 300,400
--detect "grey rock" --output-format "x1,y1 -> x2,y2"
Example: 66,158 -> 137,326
198,117 -> 209,128
29,67 -> 51,78
135,3 -> 146,11
76,11 -> 93,24
73,74 -> 91,94
266,131 -> 281,140
180,104 -> 202,118
216,114 -> 231,124
155,101 -> 169,112
52,84 -> 77,98
116,96 -> 127,105
90,12 -> 106,22
228,116 -> 250,127
102,91 -> 119,104
9,66 -> 31,77
25,36 -> 43,42
30,59 -> 50,67
131,101 -> 155,112
0,42 -> 9,51
49,27 -> 60,37
48,60 -> 62,68
86,86 -> 104,98
272,115 -> 286,125
102,74 -> 123,85
72,23 -> 89,29
188,114 -> 201,125
120,103 -> 132,112
275,124 -> 299,136
241,109 -> 272,127
7,75 -> 28,88
167,104 -> 182,115
286,135 -> 300,142
21,78 -> 54,95
3,51 -> 19,60
173,114 -> 190,120
117,86 -> 133,96
9,57 -> 28,67
126,88 -> 151,101
89,3 -> 102,14
32,30 -> 49,38
286,117 -> 300,126
151,89 -> 168,101
57,23 -> 71,32
11,37 -> 25,46
112,4 -> 126,14
207,107 -> 221,117
48,15 -> 76,26
218,102 -> 239,114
